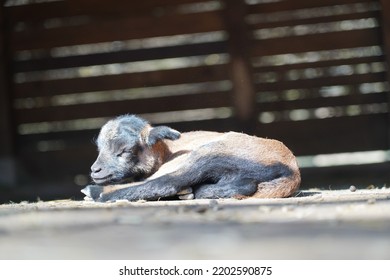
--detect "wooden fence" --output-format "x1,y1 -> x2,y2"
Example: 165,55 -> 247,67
1,0 -> 390,200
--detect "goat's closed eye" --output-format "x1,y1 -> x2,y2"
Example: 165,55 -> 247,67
116,146 -> 138,157
116,149 -> 130,157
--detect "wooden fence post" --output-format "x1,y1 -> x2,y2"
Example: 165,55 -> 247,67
223,0 -> 256,134
0,5 -> 17,186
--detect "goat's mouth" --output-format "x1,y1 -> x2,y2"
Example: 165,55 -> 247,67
91,174 -> 113,185
91,174 -> 132,185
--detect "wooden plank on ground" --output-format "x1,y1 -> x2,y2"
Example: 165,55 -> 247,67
0,188 -> 390,259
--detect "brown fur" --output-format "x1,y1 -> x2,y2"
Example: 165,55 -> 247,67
82,115 -> 301,202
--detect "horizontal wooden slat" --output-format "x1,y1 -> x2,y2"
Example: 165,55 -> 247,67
250,10 -> 380,30
251,28 -> 382,57
15,64 -> 229,98
254,55 -> 386,73
14,41 -> 227,72
248,0 -> 376,15
11,11 -> 224,51
255,72 -> 386,92
256,113 -> 389,155
19,147 -> 96,178
157,117 -> 238,133
6,1 -> 76,25
301,162 -> 390,189
18,130 -> 100,151
6,0 -> 215,23
257,92 -> 388,112
17,117 -> 238,150
15,91 -> 231,123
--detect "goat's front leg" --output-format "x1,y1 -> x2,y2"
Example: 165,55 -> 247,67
82,175 -> 184,202
81,181 -> 143,201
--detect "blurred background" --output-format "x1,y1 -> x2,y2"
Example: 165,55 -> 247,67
0,0 -> 389,203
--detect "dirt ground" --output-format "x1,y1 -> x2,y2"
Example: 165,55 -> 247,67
0,188 -> 389,259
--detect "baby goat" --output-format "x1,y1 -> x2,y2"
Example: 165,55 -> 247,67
82,115 -> 300,202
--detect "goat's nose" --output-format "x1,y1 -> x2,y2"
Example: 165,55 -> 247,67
91,164 -> 102,173
92,167 -> 101,173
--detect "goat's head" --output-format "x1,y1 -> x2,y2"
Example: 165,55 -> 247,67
90,115 -> 180,185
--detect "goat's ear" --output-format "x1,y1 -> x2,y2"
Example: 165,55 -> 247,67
146,126 -> 181,146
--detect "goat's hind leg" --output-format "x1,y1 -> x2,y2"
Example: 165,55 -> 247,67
194,177 -> 258,199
